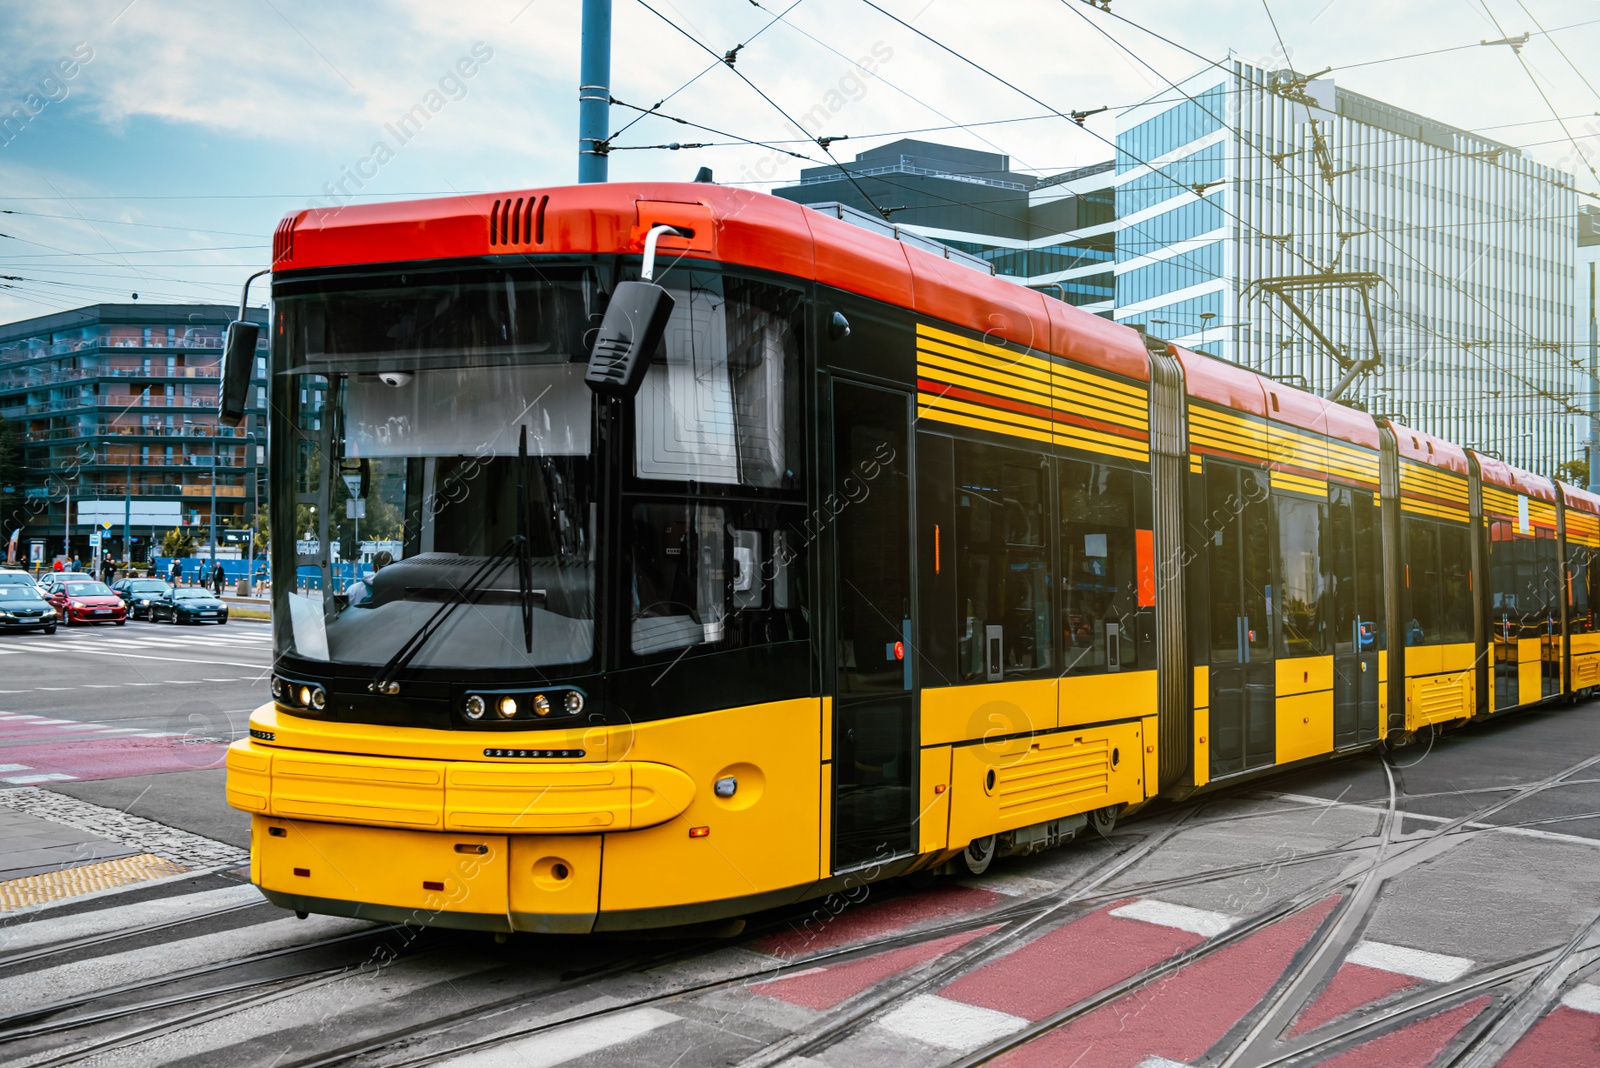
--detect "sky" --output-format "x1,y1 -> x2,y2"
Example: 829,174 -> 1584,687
3,0 -> 1600,326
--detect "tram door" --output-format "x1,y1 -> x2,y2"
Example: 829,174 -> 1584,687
1207,464 -> 1276,777
1330,486 -> 1383,746
829,381 -> 916,872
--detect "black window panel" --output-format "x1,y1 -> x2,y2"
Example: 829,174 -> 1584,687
1437,524 -> 1473,644
1330,487 -> 1357,655
833,701 -> 914,868
1060,459 -> 1151,674
626,500 -> 809,663
1203,465 -> 1243,661
915,432 -> 958,687
1404,518 -> 1441,646
1275,496 -> 1327,657
1241,472 -> 1273,661
954,441 -> 1051,681
832,385 -> 911,694
1355,490 -> 1385,649
1573,545 -> 1599,634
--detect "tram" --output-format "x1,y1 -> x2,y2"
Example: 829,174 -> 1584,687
221,182 -> 1599,933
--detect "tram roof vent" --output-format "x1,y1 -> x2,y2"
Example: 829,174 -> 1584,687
801,201 -> 994,276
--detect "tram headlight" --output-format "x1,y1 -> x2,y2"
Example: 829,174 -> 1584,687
497,696 -> 518,719
532,693 -> 551,717
271,677 -> 285,699
564,690 -> 584,715
464,695 -> 486,720
309,686 -> 327,711
297,686 -> 312,707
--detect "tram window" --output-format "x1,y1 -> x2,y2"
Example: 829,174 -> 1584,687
628,502 -> 810,658
634,274 -> 802,490
955,442 -> 1051,681
1060,459 -> 1148,673
1572,546 -> 1599,634
1437,524 -> 1473,644
1275,496 -> 1326,657
1532,530 -> 1561,624
1403,518 -> 1441,646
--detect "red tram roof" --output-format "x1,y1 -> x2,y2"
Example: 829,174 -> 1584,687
1473,451 -> 1557,501
1172,345 -> 1381,452
1561,481 -> 1600,515
1387,421 -> 1470,477
274,182 -> 1149,381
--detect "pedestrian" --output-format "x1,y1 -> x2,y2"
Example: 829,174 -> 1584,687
51,558 -> 63,573
169,558 -> 182,587
212,561 -> 225,597
71,555 -> 81,573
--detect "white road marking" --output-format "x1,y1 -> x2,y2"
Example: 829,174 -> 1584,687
433,1007 -> 680,1067
0,883 -> 264,955
1110,899 -> 1237,938
879,994 -> 1027,1051
1345,941 -> 1473,982
1273,791 -> 1600,850
1562,983 -> 1600,1014
2,773 -> 76,783
0,763 -> 32,772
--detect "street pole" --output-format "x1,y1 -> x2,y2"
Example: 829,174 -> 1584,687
246,430 -> 257,595
123,459 -> 131,563
1589,262 -> 1599,495
63,480 -> 70,566
209,423 -> 217,575
578,0 -> 611,183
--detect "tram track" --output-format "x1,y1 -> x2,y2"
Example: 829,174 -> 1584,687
0,895 -> 268,971
8,750 -> 1599,1067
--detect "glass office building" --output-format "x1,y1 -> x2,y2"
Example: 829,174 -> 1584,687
1113,61 -> 1578,473
775,139 -> 1117,315
0,303 -> 269,564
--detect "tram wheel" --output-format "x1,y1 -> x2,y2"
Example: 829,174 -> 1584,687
960,834 -> 996,876
1090,806 -> 1118,837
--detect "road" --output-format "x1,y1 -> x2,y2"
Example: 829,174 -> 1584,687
0,618 -> 268,853
0,636 -> 1598,1065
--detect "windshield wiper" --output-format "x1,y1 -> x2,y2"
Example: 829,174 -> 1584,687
370,538 -> 518,694
516,425 -> 535,655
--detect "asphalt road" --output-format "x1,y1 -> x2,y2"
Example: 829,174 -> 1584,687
0,616 -> 270,848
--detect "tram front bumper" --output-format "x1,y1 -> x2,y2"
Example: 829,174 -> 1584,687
253,816 -> 602,933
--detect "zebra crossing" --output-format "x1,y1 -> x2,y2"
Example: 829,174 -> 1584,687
0,622 -> 272,679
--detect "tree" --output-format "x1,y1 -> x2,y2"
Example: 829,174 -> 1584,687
1557,457 -> 1590,487
161,527 -> 197,559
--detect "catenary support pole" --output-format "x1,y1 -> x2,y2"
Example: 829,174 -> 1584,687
1589,262 -> 1598,494
578,0 -> 612,183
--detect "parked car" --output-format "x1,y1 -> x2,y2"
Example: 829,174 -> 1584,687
44,580 -> 127,626
0,568 -> 38,587
112,578 -> 173,620
151,588 -> 229,625
0,579 -> 57,633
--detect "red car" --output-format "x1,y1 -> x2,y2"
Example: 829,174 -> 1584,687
44,580 -> 127,626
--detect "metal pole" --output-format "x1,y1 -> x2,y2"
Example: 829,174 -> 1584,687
1589,262 -> 1599,494
578,0 -> 612,183
247,432 -> 256,595
123,460 -> 131,561
209,425 -> 217,574
63,481 -> 70,564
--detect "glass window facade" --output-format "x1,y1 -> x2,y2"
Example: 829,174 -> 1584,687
1116,241 -> 1224,306
1115,85 -> 1227,172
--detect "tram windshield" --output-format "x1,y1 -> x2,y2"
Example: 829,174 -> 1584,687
272,269 -> 598,672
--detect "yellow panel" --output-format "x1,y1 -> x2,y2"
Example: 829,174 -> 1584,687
1194,666 -> 1210,708
921,679 -> 1057,746
818,763 -> 832,880
443,761 -> 694,833
225,741 -> 270,814
1058,670 -> 1157,729
821,696 -> 833,762
1277,656 -> 1334,698
599,698 -> 822,913
1519,638 -> 1543,706
1276,692 -> 1333,765
270,749 -> 444,830
1574,634 -> 1600,656
919,746 -> 953,854
947,721 -> 1144,848
508,834 -> 601,930
257,817 -> 509,917
1141,715 -> 1157,798
1404,642 -> 1475,677
247,703 -> 608,764
1192,704 -> 1210,787
1575,653 -> 1600,689
1408,672 -> 1472,728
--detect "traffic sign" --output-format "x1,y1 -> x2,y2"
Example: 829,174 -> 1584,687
88,532 -> 101,546
341,473 -> 363,499
101,521 -> 113,530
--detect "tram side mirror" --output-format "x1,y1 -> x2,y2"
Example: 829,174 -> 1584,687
218,321 -> 259,428
584,282 -> 675,398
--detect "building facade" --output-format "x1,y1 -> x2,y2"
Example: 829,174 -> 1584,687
1112,61 -> 1578,474
774,139 -> 1117,315
0,304 -> 268,566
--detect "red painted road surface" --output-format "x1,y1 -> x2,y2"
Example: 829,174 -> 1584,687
0,717 -> 225,782
992,897 -> 1340,1068
1290,962 -> 1420,1034
754,927 -> 995,1010
1500,1005 -> 1600,1067
1315,998 -> 1487,1067
758,883 -> 1004,957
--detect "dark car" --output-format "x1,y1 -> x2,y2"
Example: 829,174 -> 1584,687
0,581 -> 57,633
44,580 -> 127,626
113,578 -> 173,621
152,588 -> 229,625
